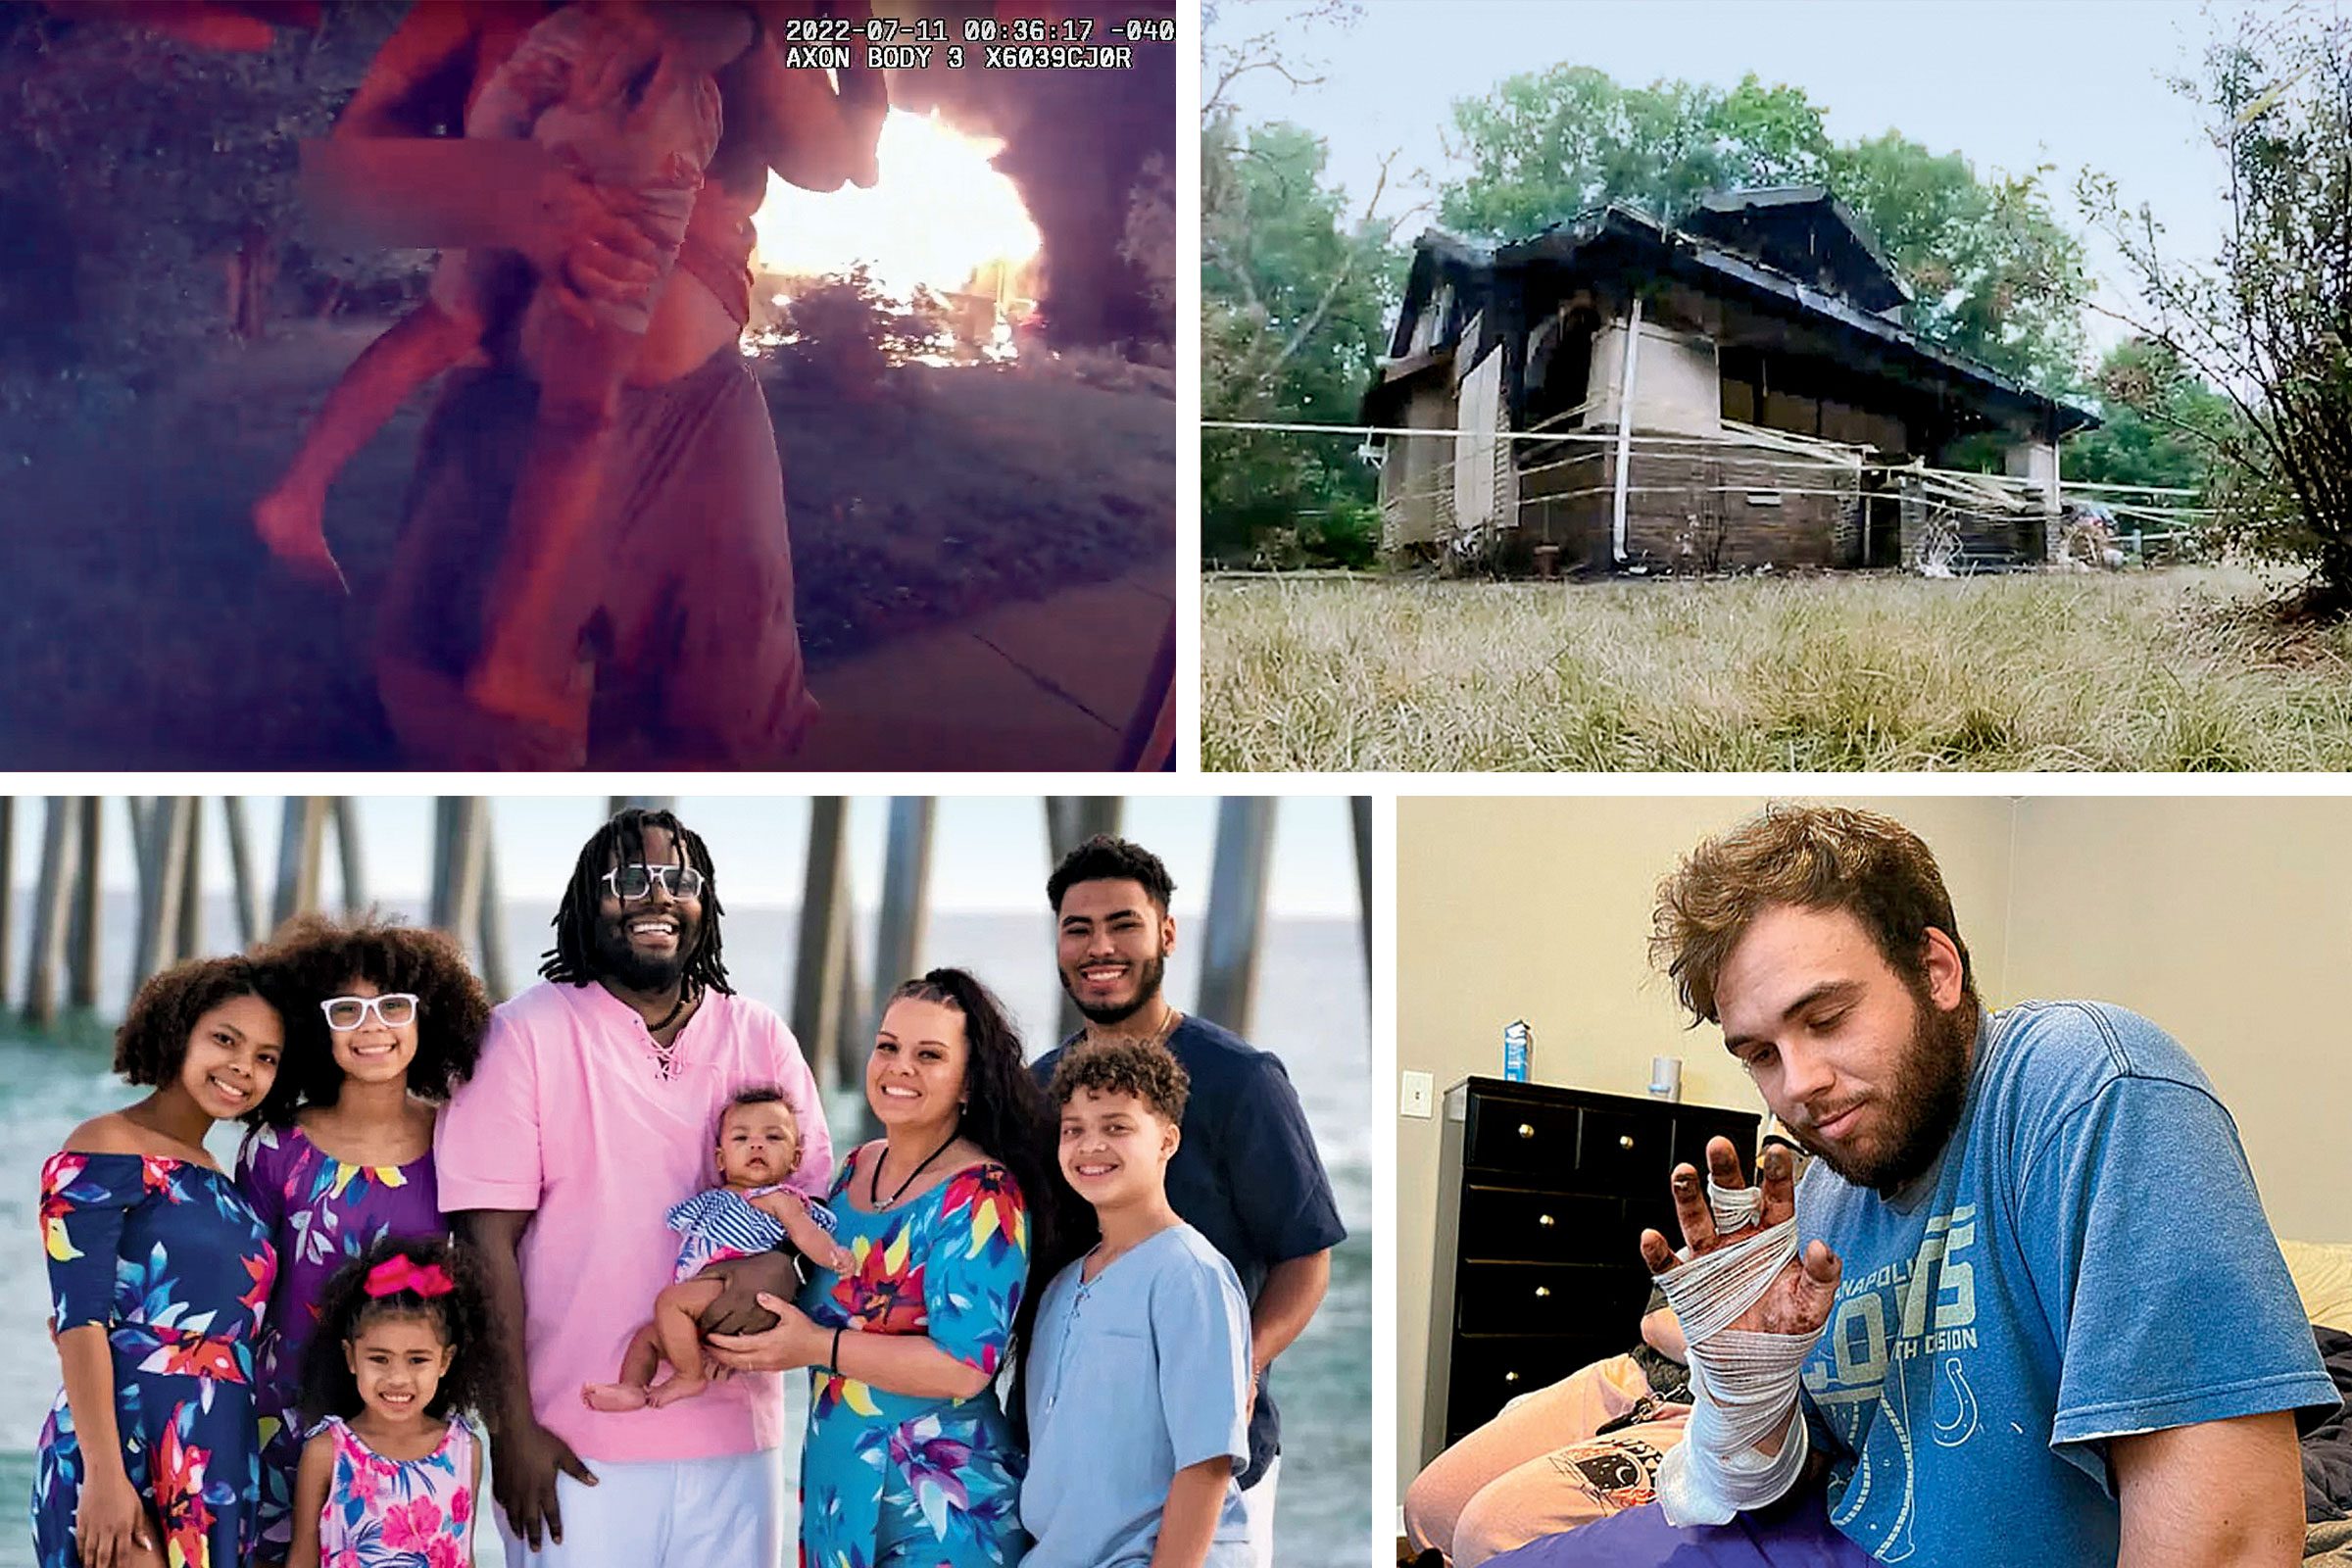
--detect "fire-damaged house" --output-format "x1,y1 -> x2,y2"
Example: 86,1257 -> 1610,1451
1362,187 -> 2100,574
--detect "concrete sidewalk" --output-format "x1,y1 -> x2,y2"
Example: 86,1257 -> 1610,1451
787,563 -> 1173,770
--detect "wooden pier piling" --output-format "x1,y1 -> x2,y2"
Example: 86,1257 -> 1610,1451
1198,798 -> 1275,1034
24,799 -> 77,1028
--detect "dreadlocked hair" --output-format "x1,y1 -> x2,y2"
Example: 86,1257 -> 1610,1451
540,808 -> 732,994
298,1234 -> 500,1427
884,969 -> 1076,1379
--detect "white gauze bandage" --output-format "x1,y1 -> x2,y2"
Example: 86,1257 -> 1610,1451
1649,1180 -> 1819,1526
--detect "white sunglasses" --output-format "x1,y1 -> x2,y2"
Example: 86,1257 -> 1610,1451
321,993 -> 419,1031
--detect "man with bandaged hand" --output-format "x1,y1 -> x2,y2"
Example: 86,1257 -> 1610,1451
1484,805 -> 2338,1568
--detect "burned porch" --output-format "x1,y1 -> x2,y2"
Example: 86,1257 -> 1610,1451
1363,188 -> 2099,574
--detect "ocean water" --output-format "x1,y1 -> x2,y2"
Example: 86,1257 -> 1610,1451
0,907 -> 1371,1566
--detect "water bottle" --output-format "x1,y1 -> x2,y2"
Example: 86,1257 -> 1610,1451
1502,1019 -> 1533,1082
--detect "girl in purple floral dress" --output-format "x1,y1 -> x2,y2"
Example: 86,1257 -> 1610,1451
236,917 -> 490,1564
286,1236 -> 498,1568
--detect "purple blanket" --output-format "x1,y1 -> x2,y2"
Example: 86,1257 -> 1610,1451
1482,1489 -> 1877,1568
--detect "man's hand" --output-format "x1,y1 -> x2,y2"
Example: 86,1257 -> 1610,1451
706,1294 -> 823,1373
1639,1138 -> 1840,1339
516,152 -> 662,308
696,1250 -> 801,1336
490,1417 -> 597,1551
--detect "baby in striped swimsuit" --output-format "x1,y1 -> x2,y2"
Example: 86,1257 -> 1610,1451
584,1085 -> 851,1411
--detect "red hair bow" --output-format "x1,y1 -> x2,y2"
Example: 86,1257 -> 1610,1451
364,1255 -> 455,1299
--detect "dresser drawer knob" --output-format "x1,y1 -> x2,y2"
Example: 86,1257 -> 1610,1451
1534,1286 -> 1551,1298
1517,1123 -> 1535,1139
1537,1213 -> 1555,1227
1619,1135 -> 1636,1150
1503,1371 -> 1521,1385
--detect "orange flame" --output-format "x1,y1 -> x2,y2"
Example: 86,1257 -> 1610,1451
752,109 -> 1041,314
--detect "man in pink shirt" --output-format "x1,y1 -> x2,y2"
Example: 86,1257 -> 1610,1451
437,808 -> 832,1567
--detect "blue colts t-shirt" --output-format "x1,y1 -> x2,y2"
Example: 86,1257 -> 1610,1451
1796,1002 -> 2337,1566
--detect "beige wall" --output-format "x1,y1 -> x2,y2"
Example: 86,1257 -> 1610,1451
1396,795 -> 2352,1482
1586,317 -> 1723,437
2002,799 -> 2352,1244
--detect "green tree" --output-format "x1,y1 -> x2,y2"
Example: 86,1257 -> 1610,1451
1200,0 -> 1403,565
1201,111 -> 1403,564
2063,337 -> 2237,498
0,1 -> 417,398
1827,134 -> 2085,389
1440,68 -> 1830,237
2083,8 -> 2352,612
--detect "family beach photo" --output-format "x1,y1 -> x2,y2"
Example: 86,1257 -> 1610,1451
0,796 -> 1372,1567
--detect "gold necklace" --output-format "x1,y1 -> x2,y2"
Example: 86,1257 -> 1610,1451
1087,1006 -> 1182,1054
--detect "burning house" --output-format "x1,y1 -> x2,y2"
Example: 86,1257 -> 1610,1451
1363,187 -> 2099,574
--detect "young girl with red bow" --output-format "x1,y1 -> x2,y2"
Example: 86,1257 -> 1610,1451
286,1237 -> 499,1568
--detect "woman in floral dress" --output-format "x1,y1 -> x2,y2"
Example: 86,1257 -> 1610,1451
708,968 -> 1063,1568
32,956 -> 294,1568
235,916 -> 490,1564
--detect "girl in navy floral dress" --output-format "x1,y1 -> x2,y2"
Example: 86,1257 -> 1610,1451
31,956 -> 297,1568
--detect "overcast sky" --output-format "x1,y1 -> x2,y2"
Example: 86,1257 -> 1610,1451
14,796 -> 1362,919
1210,0 -> 2326,357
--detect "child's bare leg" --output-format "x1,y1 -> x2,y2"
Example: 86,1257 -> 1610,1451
643,1275 -> 727,1407
465,302 -> 643,727
580,1318 -> 666,1412
256,299 -> 483,584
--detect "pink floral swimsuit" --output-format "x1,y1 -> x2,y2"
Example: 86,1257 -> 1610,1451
315,1413 -> 478,1568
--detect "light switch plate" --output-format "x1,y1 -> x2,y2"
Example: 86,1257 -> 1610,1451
1400,1069 -> 1434,1118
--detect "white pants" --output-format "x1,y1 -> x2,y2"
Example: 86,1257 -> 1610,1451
497,1447 -> 784,1568
1241,1453 -> 1281,1568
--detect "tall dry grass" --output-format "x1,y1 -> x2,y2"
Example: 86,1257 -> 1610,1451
1202,567 -> 2352,771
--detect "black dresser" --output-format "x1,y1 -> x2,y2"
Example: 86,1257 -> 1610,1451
1421,1076 -> 1760,1458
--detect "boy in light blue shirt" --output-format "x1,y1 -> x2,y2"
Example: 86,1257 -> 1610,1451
1023,1041 -> 1253,1568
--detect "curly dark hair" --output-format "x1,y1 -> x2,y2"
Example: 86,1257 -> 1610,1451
1046,834 -> 1176,915
298,1234 -> 500,1426
114,956 -> 299,1127
882,970 -> 1074,1345
257,912 -> 492,1114
540,808 -> 732,995
1049,1039 -> 1190,1123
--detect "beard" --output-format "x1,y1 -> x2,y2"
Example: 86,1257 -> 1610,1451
591,908 -> 699,993
1058,950 -> 1168,1029
1797,985 -> 1976,1196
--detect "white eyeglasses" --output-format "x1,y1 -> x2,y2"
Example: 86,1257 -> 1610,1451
603,863 -> 707,902
321,993 -> 419,1031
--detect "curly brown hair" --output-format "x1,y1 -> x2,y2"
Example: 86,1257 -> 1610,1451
1048,1039 -> 1191,1123
258,913 -> 492,1112
114,956 -> 298,1126
298,1233 -> 500,1426
1650,804 -> 1976,1025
